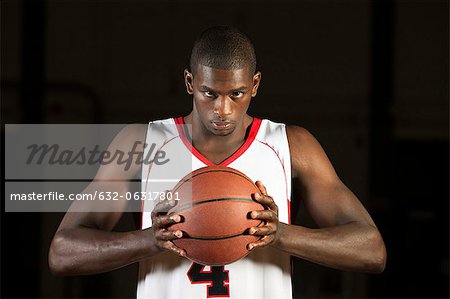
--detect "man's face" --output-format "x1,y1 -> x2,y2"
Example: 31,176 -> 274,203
185,64 -> 261,136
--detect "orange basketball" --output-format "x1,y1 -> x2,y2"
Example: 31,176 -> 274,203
168,165 -> 264,266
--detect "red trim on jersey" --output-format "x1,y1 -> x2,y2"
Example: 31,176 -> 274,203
174,116 -> 213,166
256,139 -> 291,224
174,116 -> 262,167
287,199 -> 291,225
140,135 -> 179,230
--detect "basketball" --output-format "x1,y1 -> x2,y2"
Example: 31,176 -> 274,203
167,165 -> 265,266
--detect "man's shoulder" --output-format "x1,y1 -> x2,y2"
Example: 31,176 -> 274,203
285,125 -> 311,141
123,117 -> 178,140
285,125 -> 319,158
149,117 -> 177,125
103,124 -> 148,159
254,119 -> 315,146
118,123 -> 148,141
285,125 -> 331,178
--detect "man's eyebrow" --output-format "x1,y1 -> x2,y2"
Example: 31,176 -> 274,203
231,86 -> 249,91
199,85 -> 214,90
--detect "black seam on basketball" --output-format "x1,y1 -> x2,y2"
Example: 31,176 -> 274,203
172,169 -> 256,193
175,221 -> 264,240
183,226 -> 263,240
169,197 -> 258,213
183,231 -> 264,241
184,232 -> 245,240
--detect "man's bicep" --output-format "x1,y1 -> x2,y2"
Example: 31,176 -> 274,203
95,123 -> 147,181
298,179 -> 375,228
58,124 -> 147,232
58,181 -> 131,231
288,126 -> 375,228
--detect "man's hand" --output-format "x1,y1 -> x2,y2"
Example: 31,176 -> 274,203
247,181 -> 280,251
151,194 -> 186,258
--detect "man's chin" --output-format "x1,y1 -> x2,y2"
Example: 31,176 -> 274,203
210,125 -> 235,136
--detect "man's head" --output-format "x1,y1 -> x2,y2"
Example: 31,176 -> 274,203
184,26 -> 261,137
189,26 -> 257,77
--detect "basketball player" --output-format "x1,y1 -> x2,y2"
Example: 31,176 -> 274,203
49,26 -> 386,298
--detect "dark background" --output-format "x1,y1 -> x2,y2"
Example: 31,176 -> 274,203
1,0 -> 448,298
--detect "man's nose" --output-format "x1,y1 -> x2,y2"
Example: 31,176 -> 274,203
214,96 -> 232,118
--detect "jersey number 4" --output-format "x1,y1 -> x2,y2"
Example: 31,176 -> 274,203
187,262 -> 230,297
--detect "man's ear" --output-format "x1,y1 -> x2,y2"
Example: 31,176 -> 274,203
251,71 -> 261,97
184,69 -> 194,95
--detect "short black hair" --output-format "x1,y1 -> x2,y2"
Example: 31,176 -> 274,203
189,26 -> 257,76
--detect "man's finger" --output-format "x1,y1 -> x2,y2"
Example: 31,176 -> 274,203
163,241 -> 186,257
255,181 -> 268,195
248,225 -> 274,236
249,210 -> 277,221
156,229 -> 183,241
152,198 -> 177,216
152,214 -> 181,229
247,236 -> 273,251
252,193 -> 277,211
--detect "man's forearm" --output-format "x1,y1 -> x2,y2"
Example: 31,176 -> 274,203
49,227 -> 160,276
271,222 -> 386,273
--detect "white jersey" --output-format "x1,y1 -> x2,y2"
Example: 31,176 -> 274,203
138,117 -> 292,299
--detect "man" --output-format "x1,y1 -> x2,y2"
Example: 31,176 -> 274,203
49,26 -> 386,298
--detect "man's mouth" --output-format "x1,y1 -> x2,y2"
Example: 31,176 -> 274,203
211,121 -> 232,129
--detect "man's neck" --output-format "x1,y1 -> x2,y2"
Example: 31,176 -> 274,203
183,112 -> 253,156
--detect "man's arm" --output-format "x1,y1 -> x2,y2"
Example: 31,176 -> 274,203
48,124 -> 184,276
248,126 -> 386,273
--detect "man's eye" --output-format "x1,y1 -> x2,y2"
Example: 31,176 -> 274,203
204,91 -> 215,97
232,91 -> 243,97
